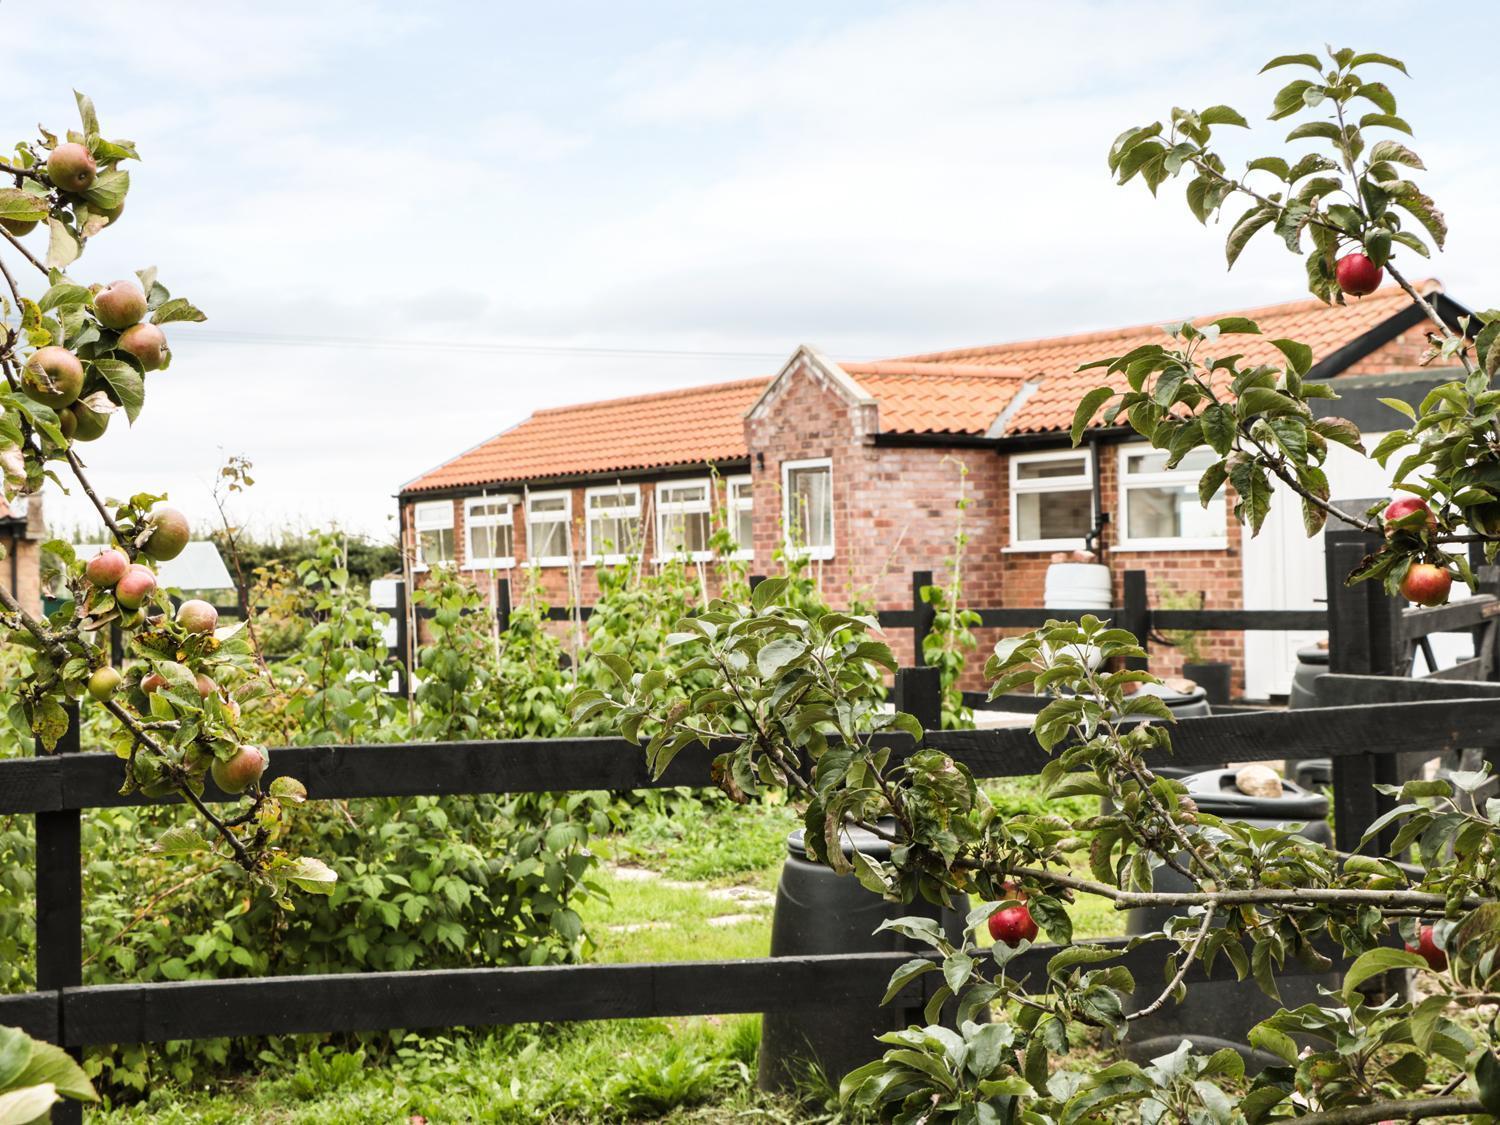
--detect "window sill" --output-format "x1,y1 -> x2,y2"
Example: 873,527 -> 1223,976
583,555 -> 636,567
464,560 -> 517,571
531,558 -> 573,568
1113,540 -> 1229,553
1003,540 -> 1088,554
655,552 -> 716,564
785,547 -> 835,561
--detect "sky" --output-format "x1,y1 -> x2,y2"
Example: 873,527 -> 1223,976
4,0 -> 1498,541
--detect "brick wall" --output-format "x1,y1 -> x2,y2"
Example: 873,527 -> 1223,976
1,497 -> 45,616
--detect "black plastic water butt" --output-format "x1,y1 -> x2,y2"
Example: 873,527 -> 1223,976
1124,769 -> 1335,1070
757,822 -> 971,1093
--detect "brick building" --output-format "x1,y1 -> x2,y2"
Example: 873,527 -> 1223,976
0,496 -> 45,615
398,282 -> 1471,696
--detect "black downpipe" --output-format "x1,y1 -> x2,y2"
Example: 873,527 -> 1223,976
1084,432 -> 1110,559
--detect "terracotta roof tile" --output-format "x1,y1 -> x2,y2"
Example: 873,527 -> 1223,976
402,377 -> 770,493
850,371 -> 1027,434
895,282 -> 1435,434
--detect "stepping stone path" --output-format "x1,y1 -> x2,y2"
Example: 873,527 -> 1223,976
604,863 -> 775,929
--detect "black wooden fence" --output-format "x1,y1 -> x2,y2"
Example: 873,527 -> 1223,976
8,526 -> 1500,1123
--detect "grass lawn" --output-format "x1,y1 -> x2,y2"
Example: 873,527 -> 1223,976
87,786 -> 1131,1122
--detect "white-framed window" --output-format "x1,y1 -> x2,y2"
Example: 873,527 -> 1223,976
656,479 -> 713,560
782,458 -> 834,559
525,490 -> 572,566
1008,449 -> 1094,551
412,500 -> 455,570
585,483 -> 641,563
463,495 -> 516,569
726,475 -> 753,560
1116,444 -> 1228,550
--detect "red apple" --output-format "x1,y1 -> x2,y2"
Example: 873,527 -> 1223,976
87,666 -> 121,702
211,745 -> 267,794
21,346 -> 85,409
141,506 -> 189,561
1399,563 -> 1453,607
987,904 -> 1039,948
140,671 -> 167,694
93,279 -> 147,330
1336,252 -> 1383,297
176,599 -> 218,634
46,142 -> 97,193
1382,497 -> 1436,537
118,322 -> 167,371
195,673 -> 218,699
85,548 -> 130,588
1405,924 -> 1447,972
115,563 -> 157,609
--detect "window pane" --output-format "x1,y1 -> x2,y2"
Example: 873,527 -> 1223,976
1016,488 -> 1091,542
1126,485 -> 1222,540
590,514 -> 638,557
589,491 -> 636,512
734,506 -> 753,552
470,522 -> 513,562
530,496 -> 566,514
419,527 -> 454,566
1126,448 -> 1217,476
415,501 -> 452,530
529,519 -> 568,560
470,501 -> 509,520
1017,456 -> 1088,481
660,510 -> 711,554
787,466 -> 832,549
660,484 -> 707,506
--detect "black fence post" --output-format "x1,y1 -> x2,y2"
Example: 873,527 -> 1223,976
911,570 -> 935,667
392,579 -> 409,697
1324,522 -> 1405,854
496,577 -> 512,636
749,574 -> 767,592
893,665 -> 942,732
1120,569 -> 1149,672
34,703 -> 83,1125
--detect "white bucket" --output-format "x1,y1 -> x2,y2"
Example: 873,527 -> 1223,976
1044,562 -> 1112,610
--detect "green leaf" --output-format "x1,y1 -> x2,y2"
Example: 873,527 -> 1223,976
1199,105 -> 1248,128
45,218 -> 80,270
1369,139 -> 1424,169
1270,338 -> 1314,376
1225,203 -> 1277,268
1228,459 -> 1273,535
1349,52 -> 1409,74
82,169 -> 128,211
74,89 -> 101,138
1342,946 -> 1427,1000
0,188 -> 48,224
1247,1022 -> 1297,1064
91,358 -> 145,423
1359,112 -> 1413,136
750,576 -> 786,613
1211,316 -> 1261,335
1260,53 -> 1322,73
150,825 -> 206,855
0,1027 -> 32,1087
1198,460 -> 1228,508
1378,396 -> 1416,422
756,635 -> 806,679
0,1084 -> 60,1124
150,297 -> 207,326
1476,1051 -> 1500,1114
1392,181 -> 1448,249
1071,386 -> 1114,446
269,775 -> 307,803
277,855 -> 338,895
8,1037 -> 95,1102
1201,403 -> 1236,455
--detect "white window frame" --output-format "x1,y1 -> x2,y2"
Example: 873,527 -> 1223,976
584,483 -> 642,565
463,494 -> 517,570
525,490 -> 573,567
726,474 -> 753,561
1007,449 -> 1095,552
1115,443 -> 1229,552
655,478 -> 714,562
412,499 -> 455,572
782,457 -> 834,561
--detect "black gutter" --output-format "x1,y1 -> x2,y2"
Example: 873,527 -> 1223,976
398,459 -> 752,503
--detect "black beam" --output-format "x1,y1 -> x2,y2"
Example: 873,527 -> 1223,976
1402,597 -> 1500,640
1152,609 -> 1329,632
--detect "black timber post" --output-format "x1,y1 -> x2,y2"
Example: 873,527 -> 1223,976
749,574 -> 767,593
496,577 -> 512,636
392,579 -> 409,697
34,704 -> 83,1125
1120,569 -> 1149,672
1324,522 -> 1406,854
894,665 -> 942,733
911,570 -> 935,667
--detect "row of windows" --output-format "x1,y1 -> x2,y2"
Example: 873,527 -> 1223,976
412,473 -> 766,570
411,444 -> 1224,571
1011,446 -> 1227,551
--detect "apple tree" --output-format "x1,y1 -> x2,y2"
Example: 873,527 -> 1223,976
0,94 -> 331,899
579,48 -> 1500,1123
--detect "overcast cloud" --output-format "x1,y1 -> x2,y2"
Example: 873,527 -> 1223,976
4,0 -> 1497,540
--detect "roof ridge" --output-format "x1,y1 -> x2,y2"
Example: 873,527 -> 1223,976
890,280 -> 1439,364
530,375 -> 770,417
